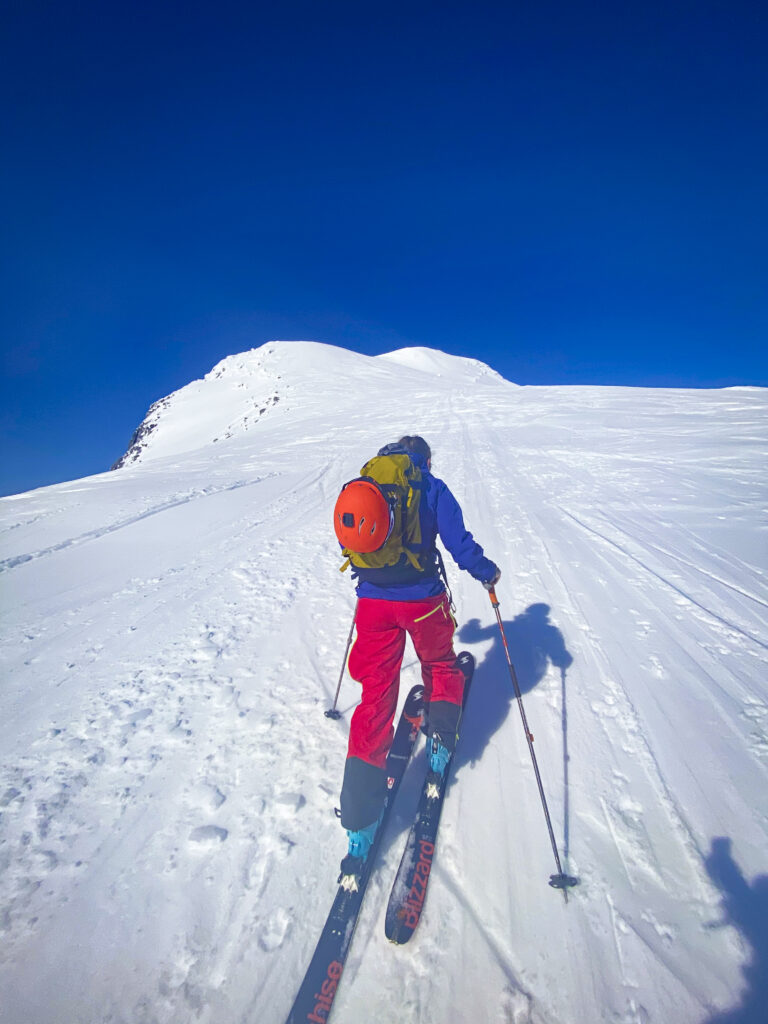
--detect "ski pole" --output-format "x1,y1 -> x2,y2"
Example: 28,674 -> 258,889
486,587 -> 578,898
325,601 -> 358,719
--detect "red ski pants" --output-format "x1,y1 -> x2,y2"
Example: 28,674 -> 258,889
347,594 -> 465,769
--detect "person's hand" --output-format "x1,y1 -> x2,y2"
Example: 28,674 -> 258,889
483,566 -> 501,591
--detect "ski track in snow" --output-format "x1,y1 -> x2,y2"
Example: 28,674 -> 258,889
0,476 -> 277,574
0,342 -> 766,1024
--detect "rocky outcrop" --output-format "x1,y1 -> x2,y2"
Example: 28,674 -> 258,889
111,397 -> 170,469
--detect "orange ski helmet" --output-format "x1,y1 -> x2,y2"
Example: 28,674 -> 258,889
333,479 -> 393,553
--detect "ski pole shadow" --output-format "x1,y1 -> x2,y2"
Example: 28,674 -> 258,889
453,603 -> 574,854
701,837 -> 768,1024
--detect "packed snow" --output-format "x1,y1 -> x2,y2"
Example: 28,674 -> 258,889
1,341 -> 766,1024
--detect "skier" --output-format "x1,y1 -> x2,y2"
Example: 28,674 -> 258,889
337,435 -> 500,885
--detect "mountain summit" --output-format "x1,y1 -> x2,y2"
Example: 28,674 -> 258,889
113,341 -> 509,468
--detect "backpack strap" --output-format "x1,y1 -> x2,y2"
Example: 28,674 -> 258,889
403,550 -> 422,570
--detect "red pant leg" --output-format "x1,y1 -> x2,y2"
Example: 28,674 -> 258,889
404,594 -> 464,707
347,599 -> 406,768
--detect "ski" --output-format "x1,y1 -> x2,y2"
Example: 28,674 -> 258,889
384,651 -> 475,945
284,684 -> 425,1024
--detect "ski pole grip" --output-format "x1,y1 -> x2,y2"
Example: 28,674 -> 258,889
487,587 -> 500,608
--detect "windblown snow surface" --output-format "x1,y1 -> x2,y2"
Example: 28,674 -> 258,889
1,341 -> 766,1024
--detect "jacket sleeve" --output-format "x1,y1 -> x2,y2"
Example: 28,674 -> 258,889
433,479 -> 497,582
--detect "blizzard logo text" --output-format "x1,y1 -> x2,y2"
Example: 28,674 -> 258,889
400,839 -> 434,930
306,960 -> 343,1023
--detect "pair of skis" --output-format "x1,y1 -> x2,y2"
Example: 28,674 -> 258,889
285,652 -> 474,1024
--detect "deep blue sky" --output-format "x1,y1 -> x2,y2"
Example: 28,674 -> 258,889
2,1 -> 766,496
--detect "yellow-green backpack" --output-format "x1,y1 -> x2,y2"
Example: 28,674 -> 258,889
335,449 -> 425,573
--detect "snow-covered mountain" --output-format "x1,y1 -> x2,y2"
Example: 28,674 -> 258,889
112,342 -> 508,467
1,341 -> 766,1024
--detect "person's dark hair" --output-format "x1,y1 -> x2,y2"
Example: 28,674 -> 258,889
398,435 -> 431,463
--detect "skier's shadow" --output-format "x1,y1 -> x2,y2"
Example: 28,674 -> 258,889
384,602 -> 574,855
455,602 -> 573,772
701,837 -> 768,1024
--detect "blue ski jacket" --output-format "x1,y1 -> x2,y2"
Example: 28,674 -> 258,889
352,450 -> 497,601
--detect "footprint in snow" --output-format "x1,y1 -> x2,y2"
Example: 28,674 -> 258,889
127,708 -> 153,726
258,906 -> 292,951
189,825 -> 228,846
189,781 -> 227,811
273,792 -> 306,817
0,787 -> 23,808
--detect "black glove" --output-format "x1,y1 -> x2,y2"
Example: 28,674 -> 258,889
483,565 -> 501,591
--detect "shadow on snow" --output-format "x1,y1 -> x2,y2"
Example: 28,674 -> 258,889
702,837 -> 768,1024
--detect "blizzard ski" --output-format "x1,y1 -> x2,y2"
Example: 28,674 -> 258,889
384,651 -> 475,945
284,684 -> 424,1024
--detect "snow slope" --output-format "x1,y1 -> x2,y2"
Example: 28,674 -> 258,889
1,341 -> 766,1024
